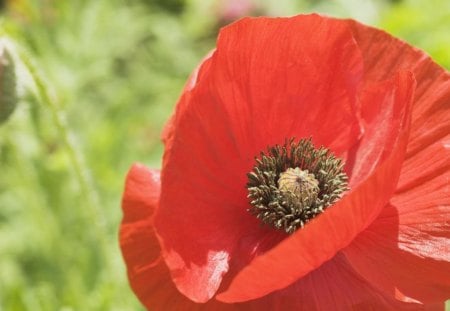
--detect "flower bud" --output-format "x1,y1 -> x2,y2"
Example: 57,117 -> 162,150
0,42 -> 17,125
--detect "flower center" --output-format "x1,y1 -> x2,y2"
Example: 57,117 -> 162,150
278,167 -> 319,206
247,138 -> 348,234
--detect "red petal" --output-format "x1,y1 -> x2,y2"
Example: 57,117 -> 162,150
217,71 -> 415,302
344,136 -> 450,304
161,51 -> 215,145
347,18 -> 450,169
208,14 -> 364,156
155,14 -> 368,302
120,164 -> 276,310
120,164 -> 187,310
242,253 -> 424,310
343,201 -> 450,305
345,71 -> 416,186
342,18 -> 450,306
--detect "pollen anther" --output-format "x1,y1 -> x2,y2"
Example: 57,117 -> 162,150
247,138 -> 348,234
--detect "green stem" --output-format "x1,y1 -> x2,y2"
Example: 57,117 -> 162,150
18,49 -> 107,233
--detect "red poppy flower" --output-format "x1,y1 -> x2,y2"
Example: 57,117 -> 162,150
119,14 -> 450,310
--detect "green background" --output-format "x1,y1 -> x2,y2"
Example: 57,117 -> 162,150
0,0 -> 448,310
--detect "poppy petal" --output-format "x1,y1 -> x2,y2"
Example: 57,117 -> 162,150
345,71 -> 416,186
161,51 -> 215,145
343,18 -> 450,305
120,164 -> 181,310
349,21 -> 450,184
346,135 -> 450,302
154,14 -> 369,302
120,164 -> 269,310
208,14 -> 365,156
120,164 -> 195,309
343,202 -> 450,305
217,71 -> 415,302
243,253 -> 424,310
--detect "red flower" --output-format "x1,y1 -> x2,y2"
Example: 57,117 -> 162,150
120,14 -> 450,310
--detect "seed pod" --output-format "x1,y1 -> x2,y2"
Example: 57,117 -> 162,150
278,167 -> 319,206
0,44 -> 17,125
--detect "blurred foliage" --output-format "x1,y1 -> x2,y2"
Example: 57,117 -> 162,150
380,0 -> 450,69
0,0 -> 448,310
0,45 -> 17,124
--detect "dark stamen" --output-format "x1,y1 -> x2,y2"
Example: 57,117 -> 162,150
247,138 -> 348,234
